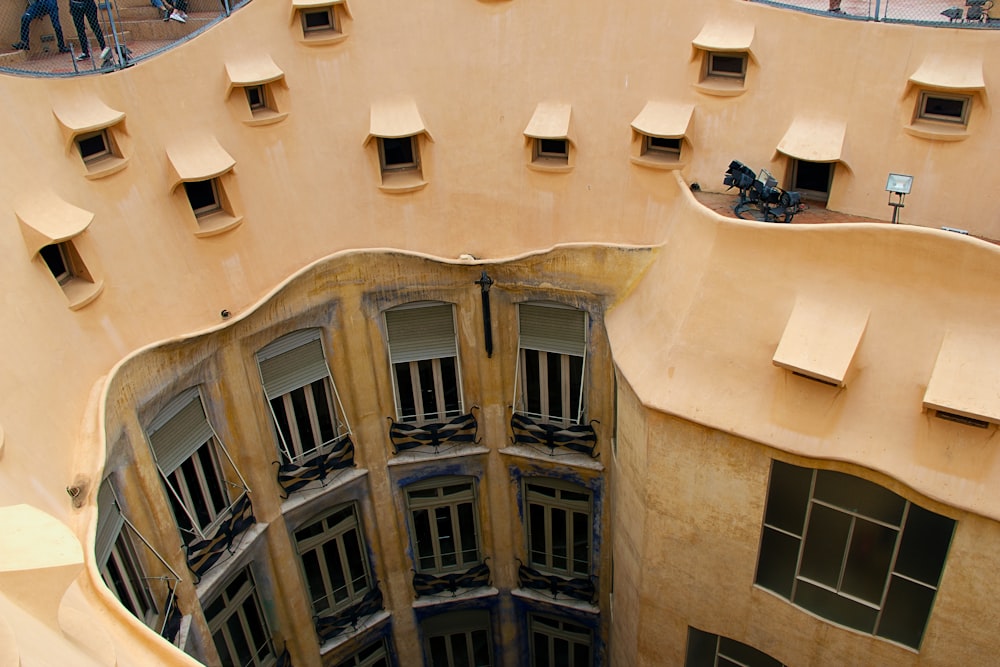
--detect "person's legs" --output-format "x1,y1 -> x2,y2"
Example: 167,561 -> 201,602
70,0 -> 89,55
84,0 -> 106,50
16,2 -> 42,48
41,0 -> 69,51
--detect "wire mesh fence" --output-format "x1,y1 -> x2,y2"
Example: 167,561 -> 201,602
0,0 -> 246,77
751,0 -> 1000,26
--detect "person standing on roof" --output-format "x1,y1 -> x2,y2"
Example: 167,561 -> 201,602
12,0 -> 70,53
69,0 -> 111,62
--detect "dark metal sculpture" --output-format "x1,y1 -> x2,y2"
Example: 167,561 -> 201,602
475,270 -> 494,357
724,160 -> 802,224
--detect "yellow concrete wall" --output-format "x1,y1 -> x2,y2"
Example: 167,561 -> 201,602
613,377 -> 1000,665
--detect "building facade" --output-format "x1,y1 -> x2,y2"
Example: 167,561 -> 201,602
2,0 -> 1000,666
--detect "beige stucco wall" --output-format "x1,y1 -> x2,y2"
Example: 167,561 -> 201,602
612,375 -> 1000,666
1,0 -> 1000,664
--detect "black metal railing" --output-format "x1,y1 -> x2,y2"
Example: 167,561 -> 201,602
751,0 -> 1000,27
510,413 -> 599,458
182,492 -> 255,579
274,434 -> 355,497
388,409 -> 479,455
412,560 -> 491,598
517,561 -> 596,604
313,586 -> 384,643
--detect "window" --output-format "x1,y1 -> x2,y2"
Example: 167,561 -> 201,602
529,614 -> 591,667
205,568 -> 277,667
335,639 -> 390,667
524,479 -> 592,578
379,136 -> 419,173
789,160 -> 833,201
423,610 -> 492,667
917,91 -> 971,125
96,480 -> 157,625
515,303 -> 588,425
406,477 -> 481,574
534,138 -> 568,164
295,503 -> 373,618
385,302 -> 463,424
77,129 -> 112,165
302,7 -> 336,33
184,179 -> 222,218
256,329 -> 348,465
685,627 -> 785,667
40,241 -> 91,287
755,460 -> 956,649
245,85 -> 269,112
146,388 -> 249,542
642,135 -> 680,158
706,52 -> 747,81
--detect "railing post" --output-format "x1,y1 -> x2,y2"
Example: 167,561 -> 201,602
874,0 -> 882,20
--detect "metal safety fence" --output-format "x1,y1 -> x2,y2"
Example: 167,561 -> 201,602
0,0 -> 249,77
750,0 -> 1000,27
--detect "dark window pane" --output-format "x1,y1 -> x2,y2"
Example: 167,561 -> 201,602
311,380 -> 337,444
269,396 -> 295,459
572,642 -> 589,667
382,137 -> 414,167
793,161 -> 832,194
814,470 -> 905,525
40,244 -> 68,278
568,355 -> 583,423
343,529 -> 367,591
418,359 -> 437,418
225,612 -> 252,666
551,507 -> 567,571
764,461 -> 812,535
301,550 -> 328,612
436,506 -> 457,568
553,637 -> 569,667
924,96 -> 964,119
414,508 -> 435,570
841,519 -> 896,604
755,528 -> 799,598
877,575 -> 936,649
524,349 -> 542,416
573,510 -> 589,574
718,636 -> 784,667
539,139 -> 567,156
799,504 -> 851,588
472,628 -> 491,666
533,630 -> 550,667
711,54 -> 744,75
429,636 -> 449,667
78,133 -> 107,159
440,356 -> 460,415
323,541 -> 347,602
450,633 -> 471,667
529,503 -> 547,567
794,580 -> 878,633
290,386 -> 317,450
213,629 -> 234,666
684,627 -> 718,667
395,362 -> 417,420
546,352 -> 564,420
896,505 -> 955,585
184,180 -> 217,213
457,502 -> 478,563
303,8 -> 331,29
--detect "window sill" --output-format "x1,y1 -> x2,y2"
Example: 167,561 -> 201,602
629,154 -> 686,171
300,31 -> 348,47
693,78 -> 747,97
318,610 -> 390,656
527,158 -> 573,173
388,444 -> 489,467
194,522 -> 268,602
83,155 -> 129,180
280,467 -> 368,524
411,586 -> 498,609
903,120 -> 970,142
512,588 -> 599,614
244,110 -> 289,127
499,444 -> 604,471
64,278 -> 104,311
193,212 -> 244,238
379,170 -> 427,193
